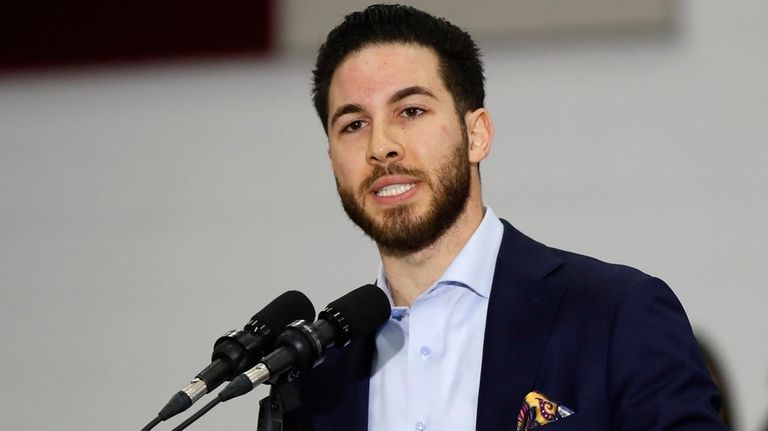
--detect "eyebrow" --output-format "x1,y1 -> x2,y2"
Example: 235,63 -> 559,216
388,85 -> 437,104
329,86 -> 438,128
330,104 -> 363,128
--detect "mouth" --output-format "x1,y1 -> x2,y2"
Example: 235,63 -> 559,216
367,175 -> 421,204
375,183 -> 417,197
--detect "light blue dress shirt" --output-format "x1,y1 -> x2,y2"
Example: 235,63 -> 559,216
368,207 -> 504,431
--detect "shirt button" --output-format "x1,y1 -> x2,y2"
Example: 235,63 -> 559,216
416,420 -> 427,430
419,345 -> 431,356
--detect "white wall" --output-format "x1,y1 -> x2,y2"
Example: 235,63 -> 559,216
1,1 -> 765,430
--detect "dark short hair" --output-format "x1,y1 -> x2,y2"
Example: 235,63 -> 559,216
312,4 -> 485,133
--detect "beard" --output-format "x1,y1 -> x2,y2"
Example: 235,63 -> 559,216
335,136 -> 471,255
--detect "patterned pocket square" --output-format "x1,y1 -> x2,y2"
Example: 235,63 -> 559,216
516,391 -> 575,430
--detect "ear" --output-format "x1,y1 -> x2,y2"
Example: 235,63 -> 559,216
464,108 -> 494,164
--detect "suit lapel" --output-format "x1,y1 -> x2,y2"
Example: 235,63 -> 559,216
476,220 -> 565,430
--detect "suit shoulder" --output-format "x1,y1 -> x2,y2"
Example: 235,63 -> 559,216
497,220 -> 666,303
550,247 -> 652,285
543,245 -> 676,312
499,220 -> 651,283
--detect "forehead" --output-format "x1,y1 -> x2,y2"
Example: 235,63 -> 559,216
328,43 -> 446,108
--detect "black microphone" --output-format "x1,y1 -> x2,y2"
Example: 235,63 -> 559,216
150,291 -> 315,425
169,285 -> 389,431
217,284 -> 390,402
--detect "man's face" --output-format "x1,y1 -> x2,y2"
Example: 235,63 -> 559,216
326,43 -> 471,254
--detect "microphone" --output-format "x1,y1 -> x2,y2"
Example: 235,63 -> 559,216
150,290 -> 315,425
218,284 -> 390,402
169,285 -> 389,431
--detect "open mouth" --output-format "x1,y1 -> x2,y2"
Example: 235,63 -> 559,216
375,183 -> 416,197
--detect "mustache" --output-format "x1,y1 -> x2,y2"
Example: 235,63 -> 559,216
358,164 -> 428,196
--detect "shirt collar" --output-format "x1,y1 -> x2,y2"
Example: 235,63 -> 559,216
376,206 -> 504,302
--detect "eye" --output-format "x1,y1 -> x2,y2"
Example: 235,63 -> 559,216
401,107 -> 425,119
342,120 -> 367,134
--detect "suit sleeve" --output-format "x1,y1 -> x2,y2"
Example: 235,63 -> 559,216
606,276 -> 727,430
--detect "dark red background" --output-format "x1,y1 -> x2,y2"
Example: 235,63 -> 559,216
1,0 -> 274,71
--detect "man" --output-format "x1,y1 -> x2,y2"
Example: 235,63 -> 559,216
285,4 -> 726,431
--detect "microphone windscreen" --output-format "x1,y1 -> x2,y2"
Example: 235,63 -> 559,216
251,290 -> 316,334
325,284 -> 390,339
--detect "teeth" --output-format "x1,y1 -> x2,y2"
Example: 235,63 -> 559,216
376,183 -> 416,197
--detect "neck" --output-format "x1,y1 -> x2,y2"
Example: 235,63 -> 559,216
379,195 -> 485,307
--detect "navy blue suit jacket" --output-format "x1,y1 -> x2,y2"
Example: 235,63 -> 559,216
284,220 -> 725,430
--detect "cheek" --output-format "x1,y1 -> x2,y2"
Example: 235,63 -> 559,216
329,151 -> 362,185
412,123 -> 463,160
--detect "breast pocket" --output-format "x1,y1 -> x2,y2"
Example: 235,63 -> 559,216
537,409 -> 588,431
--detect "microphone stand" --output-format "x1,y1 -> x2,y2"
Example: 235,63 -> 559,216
257,379 -> 301,431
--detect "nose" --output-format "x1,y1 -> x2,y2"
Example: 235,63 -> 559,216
367,124 -> 404,166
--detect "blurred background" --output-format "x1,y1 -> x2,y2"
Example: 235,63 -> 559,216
1,0 -> 765,430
